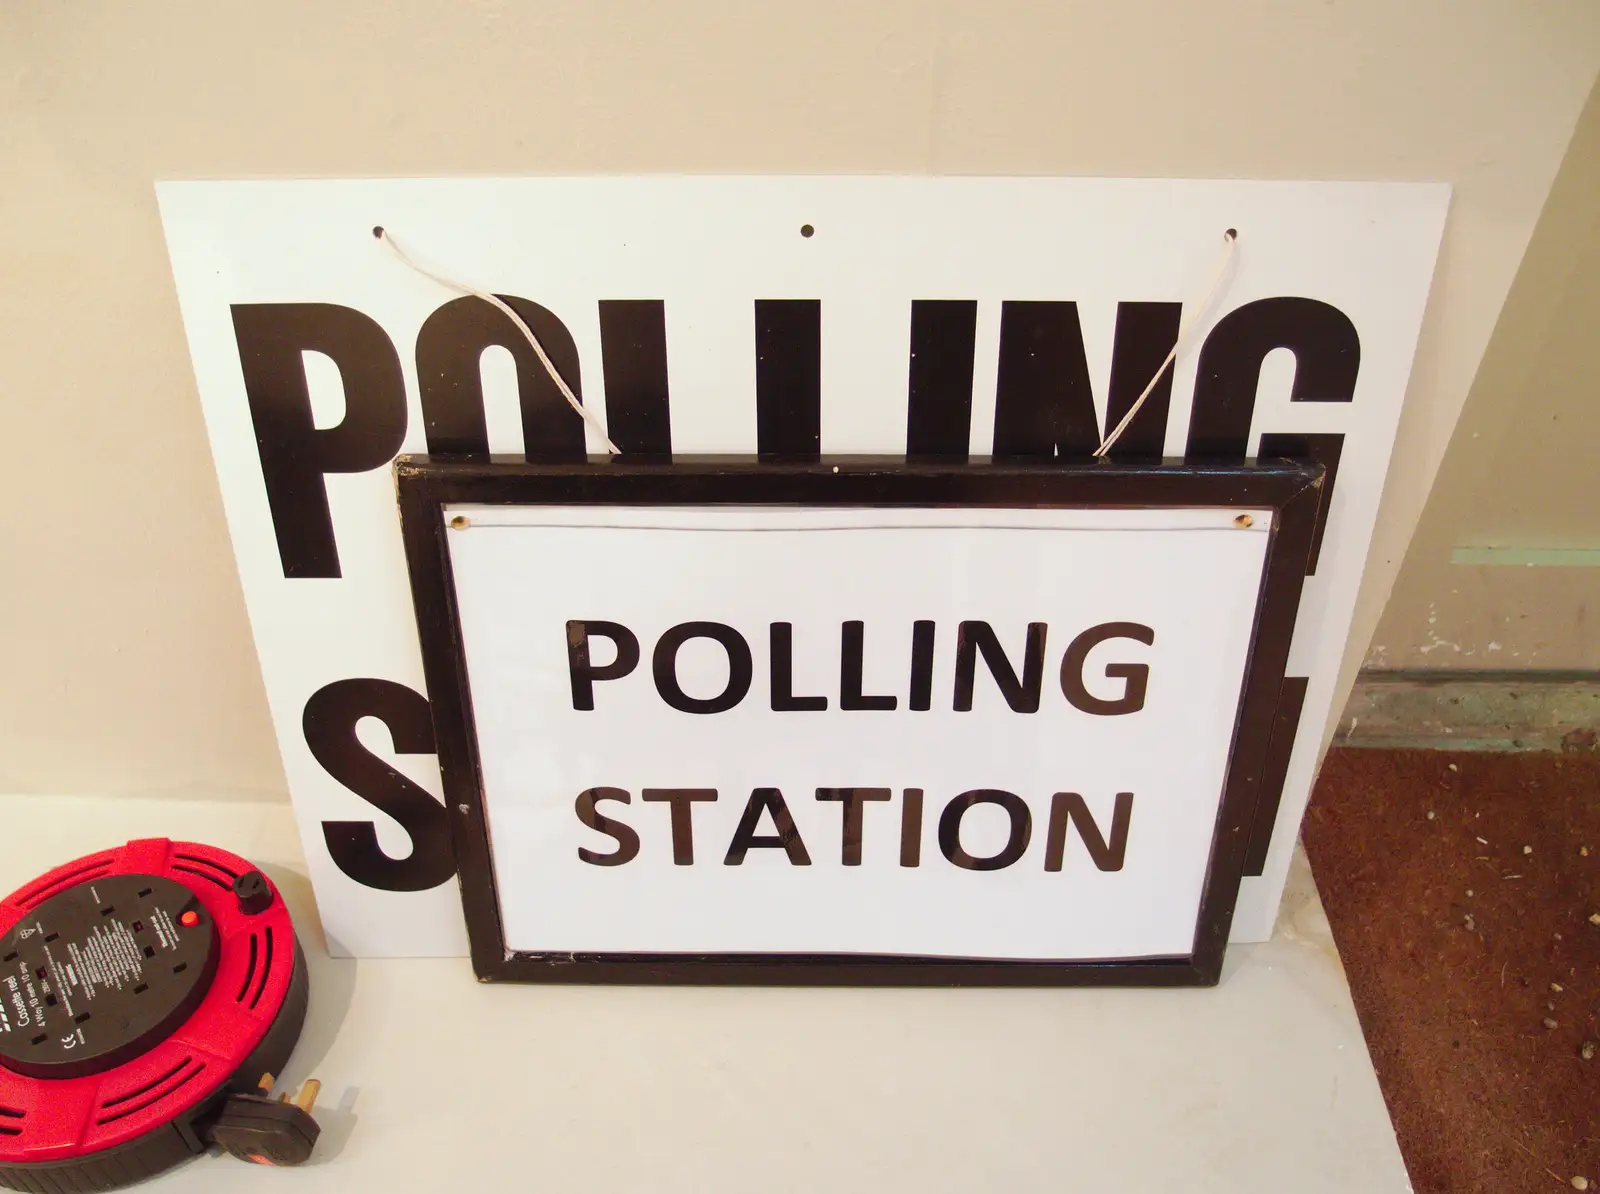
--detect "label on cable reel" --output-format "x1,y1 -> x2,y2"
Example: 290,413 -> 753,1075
0,875 -> 219,1080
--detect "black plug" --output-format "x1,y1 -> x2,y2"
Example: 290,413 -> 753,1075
209,1074 -> 322,1166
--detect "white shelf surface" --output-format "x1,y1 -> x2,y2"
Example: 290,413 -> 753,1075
0,793 -> 1410,1193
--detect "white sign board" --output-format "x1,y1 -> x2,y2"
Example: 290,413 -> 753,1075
452,505 -> 1267,963
157,176 -> 1448,958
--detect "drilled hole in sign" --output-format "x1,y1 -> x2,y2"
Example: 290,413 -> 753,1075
133,983 -> 148,995
172,962 -> 188,975
137,888 -> 152,898
100,905 -> 115,917
800,224 -> 815,238
29,1035 -> 45,1047
74,1012 -> 90,1025
143,945 -> 155,959
43,932 -> 58,944
44,994 -> 56,1007
131,922 -> 143,934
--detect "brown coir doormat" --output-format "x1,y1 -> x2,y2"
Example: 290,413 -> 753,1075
1303,748 -> 1599,1194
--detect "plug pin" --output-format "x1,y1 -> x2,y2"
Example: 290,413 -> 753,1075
294,1080 -> 321,1114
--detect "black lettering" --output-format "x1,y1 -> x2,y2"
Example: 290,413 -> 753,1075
992,301 -> 1098,458
992,300 -> 1186,459
597,299 -> 673,456
754,300 -> 821,460
840,622 -> 896,710
905,300 -> 978,458
231,303 -> 407,578
304,678 -> 454,892
953,622 -> 1047,712
575,788 -> 640,866
908,620 -> 936,711
415,294 -> 587,460
566,620 -> 641,710
900,788 -> 924,867
725,789 -> 812,866
1044,792 -> 1134,871
938,790 -> 1032,871
642,789 -> 718,865
815,788 -> 892,865
1187,297 -> 1360,459
1102,302 -> 1182,458
653,622 -> 753,714
1060,622 -> 1155,715
770,622 -> 827,711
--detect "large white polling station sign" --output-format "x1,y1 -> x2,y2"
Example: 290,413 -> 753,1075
158,176 -> 1447,958
449,505 -> 1267,963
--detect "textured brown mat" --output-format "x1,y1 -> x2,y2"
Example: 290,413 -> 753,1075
1304,748 -> 1599,1193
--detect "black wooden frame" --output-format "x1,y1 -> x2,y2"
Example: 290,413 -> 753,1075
396,454 -> 1323,986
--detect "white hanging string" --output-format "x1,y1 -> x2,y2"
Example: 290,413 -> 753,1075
1093,228 -> 1239,458
376,222 -> 1234,462
374,226 -> 622,456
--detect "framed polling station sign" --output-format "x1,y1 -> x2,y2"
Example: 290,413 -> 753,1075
397,455 -> 1323,986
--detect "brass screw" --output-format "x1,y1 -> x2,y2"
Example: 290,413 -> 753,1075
1233,514 -> 1254,528
449,515 -> 470,530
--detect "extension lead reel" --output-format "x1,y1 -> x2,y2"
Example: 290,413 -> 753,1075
0,840 -> 321,1192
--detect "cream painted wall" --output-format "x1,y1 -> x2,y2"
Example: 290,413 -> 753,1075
1372,78 -> 1600,670
2,2 -> 1598,799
